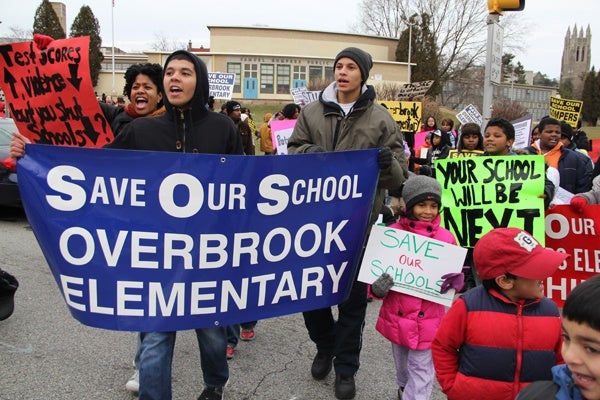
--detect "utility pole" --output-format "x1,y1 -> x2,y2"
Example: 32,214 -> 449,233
482,13 -> 502,126
403,15 -> 421,84
408,23 -> 413,84
483,0 -> 525,126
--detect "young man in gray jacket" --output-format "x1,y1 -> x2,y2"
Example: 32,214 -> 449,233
287,47 -> 407,400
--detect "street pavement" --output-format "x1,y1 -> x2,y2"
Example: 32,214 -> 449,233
0,209 -> 446,400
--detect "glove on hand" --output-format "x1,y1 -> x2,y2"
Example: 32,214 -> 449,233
305,145 -> 326,154
33,33 -> 53,50
570,196 -> 587,213
378,147 -> 393,169
371,273 -> 394,298
440,270 -> 465,294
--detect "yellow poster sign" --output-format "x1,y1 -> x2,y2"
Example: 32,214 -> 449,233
549,97 -> 582,128
379,101 -> 422,133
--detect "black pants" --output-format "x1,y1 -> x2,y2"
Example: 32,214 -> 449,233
302,278 -> 367,377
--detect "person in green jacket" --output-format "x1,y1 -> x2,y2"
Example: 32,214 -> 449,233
287,46 -> 407,400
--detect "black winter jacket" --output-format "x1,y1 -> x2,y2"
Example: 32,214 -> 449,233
106,50 -> 243,156
524,145 -> 592,194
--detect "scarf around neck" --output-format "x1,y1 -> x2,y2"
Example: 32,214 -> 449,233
124,104 -> 166,119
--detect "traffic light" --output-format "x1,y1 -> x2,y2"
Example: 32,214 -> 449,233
488,0 -> 525,14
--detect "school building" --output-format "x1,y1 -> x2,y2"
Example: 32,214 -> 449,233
97,26 -> 410,102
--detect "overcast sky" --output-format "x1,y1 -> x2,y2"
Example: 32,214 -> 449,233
1,0 -> 599,80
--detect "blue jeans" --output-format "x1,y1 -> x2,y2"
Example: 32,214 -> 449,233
138,328 -> 228,400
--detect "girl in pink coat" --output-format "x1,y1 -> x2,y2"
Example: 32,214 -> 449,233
369,175 -> 463,400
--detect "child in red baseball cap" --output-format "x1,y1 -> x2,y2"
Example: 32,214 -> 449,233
431,227 -> 569,400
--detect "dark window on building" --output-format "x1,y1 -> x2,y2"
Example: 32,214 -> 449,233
293,65 -> 307,81
277,65 -> 291,94
261,64 -> 274,94
324,67 -> 334,82
309,66 -> 323,83
227,62 -> 242,93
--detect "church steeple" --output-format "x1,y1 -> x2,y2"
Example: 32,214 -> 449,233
561,24 -> 592,98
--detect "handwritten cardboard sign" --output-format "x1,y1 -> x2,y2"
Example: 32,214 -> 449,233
358,225 -> 466,306
0,36 -> 113,147
545,204 -> 600,307
379,101 -> 422,133
396,80 -> 434,100
436,155 -> 546,248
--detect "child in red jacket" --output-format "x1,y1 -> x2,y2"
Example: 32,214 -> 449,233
369,175 -> 463,400
432,227 -> 568,400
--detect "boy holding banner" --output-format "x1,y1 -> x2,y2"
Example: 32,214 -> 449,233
106,50 -> 243,400
11,50 -> 244,400
432,227 -> 568,400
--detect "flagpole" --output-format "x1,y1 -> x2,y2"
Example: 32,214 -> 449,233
111,0 -> 115,95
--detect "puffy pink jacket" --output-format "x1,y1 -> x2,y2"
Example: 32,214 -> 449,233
369,215 -> 457,350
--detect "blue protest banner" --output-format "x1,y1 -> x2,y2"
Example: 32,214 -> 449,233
17,145 -> 379,331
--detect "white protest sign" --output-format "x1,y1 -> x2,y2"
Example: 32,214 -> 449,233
291,87 -> 308,104
290,86 -> 320,105
511,114 -> 533,151
456,104 -> 482,126
358,225 -> 467,306
208,72 -> 236,100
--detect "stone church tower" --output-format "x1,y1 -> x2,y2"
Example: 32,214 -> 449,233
560,24 -> 592,99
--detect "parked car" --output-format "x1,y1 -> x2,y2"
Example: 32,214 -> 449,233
0,118 -> 20,207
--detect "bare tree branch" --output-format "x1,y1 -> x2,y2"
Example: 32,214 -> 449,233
3,26 -> 33,40
354,0 -> 528,102
151,32 -> 187,52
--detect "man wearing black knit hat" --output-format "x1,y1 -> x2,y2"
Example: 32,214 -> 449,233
287,47 -> 408,399
333,47 -> 373,86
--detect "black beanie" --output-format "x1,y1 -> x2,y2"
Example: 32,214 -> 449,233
225,100 -> 241,114
334,47 -> 373,84
560,121 -> 574,141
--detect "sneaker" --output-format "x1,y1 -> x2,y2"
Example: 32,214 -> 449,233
226,345 -> 235,360
310,352 -> 333,380
240,328 -> 255,341
335,374 -> 356,399
125,370 -> 139,395
197,386 -> 223,400
398,386 -> 404,400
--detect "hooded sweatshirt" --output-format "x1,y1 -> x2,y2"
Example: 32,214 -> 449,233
106,50 -> 243,155
287,81 -> 407,227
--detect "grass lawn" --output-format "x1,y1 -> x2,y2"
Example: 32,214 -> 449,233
218,99 -> 600,150
214,100 -> 289,123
